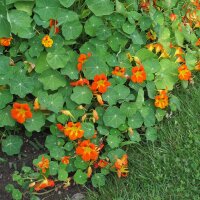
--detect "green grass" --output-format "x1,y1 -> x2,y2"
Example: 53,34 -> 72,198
86,74 -> 200,200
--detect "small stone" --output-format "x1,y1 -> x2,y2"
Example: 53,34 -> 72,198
71,193 -> 85,200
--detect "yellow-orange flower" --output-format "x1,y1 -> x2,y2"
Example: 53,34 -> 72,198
154,43 -> 163,54
42,35 -> 53,48
195,61 -> 200,71
76,140 -> 99,162
114,154 -> 128,178
178,64 -> 192,81
0,37 -> 12,46
155,90 -> 169,109
64,122 -> 84,141
131,65 -> 146,83
91,74 -> 111,93
11,103 -> 32,124
146,30 -> 156,40
61,156 -> 70,165
112,66 -> 126,77
146,44 -> 154,51
37,156 -> 49,173
33,98 -> 40,110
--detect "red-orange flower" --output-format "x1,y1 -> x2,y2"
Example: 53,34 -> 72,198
76,140 -> 99,162
114,154 -> 128,178
64,122 -> 84,140
195,38 -> 200,46
70,78 -> 89,87
0,37 -> 12,46
175,55 -> 185,63
112,66 -> 126,77
61,156 -> 70,165
77,53 -> 91,71
34,178 -> 55,191
49,19 -> 60,34
11,103 -> 32,124
56,123 -> 65,132
170,13 -> 177,21
178,64 -> 192,81
37,156 -> 49,173
98,160 -> 109,168
91,74 -> 111,93
131,65 -> 146,83
155,90 -> 169,109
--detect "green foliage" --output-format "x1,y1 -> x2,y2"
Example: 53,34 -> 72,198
0,0 -> 199,197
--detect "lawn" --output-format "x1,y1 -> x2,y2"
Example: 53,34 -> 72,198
86,74 -> 200,200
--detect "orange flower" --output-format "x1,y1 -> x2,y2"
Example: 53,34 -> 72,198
154,43 -> 163,54
112,66 -> 126,77
140,0 -> 150,11
42,35 -> 53,48
76,140 -> 99,162
146,43 -> 154,51
155,90 -> 169,109
114,154 -> 128,178
91,74 -> 111,93
64,122 -> 84,140
77,53 -> 91,71
174,47 -> 184,56
175,55 -> 185,63
37,156 -> 49,173
70,78 -> 89,87
98,159 -> 109,168
146,30 -> 156,40
33,98 -> 40,110
131,65 -> 146,83
170,13 -> 177,21
49,19 -> 59,34
0,37 -> 12,46
56,123 -> 65,132
178,64 -> 192,81
34,178 -> 55,191
195,38 -> 200,46
11,103 -> 32,124
94,94 -> 104,105
61,156 -> 70,165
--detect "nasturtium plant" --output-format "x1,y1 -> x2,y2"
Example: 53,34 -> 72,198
0,0 -> 199,198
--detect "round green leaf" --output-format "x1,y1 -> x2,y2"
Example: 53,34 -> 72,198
74,156 -> 89,170
50,146 -> 65,160
86,0 -> 114,16
59,0 -> 75,8
74,170 -> 87,185
70,86 -> 93,105
2,135 -> 23,156
83,56 -> 109,80
58,169 -> 68,181
24,112 -> 45,132
47,48 -> 68,69
49,161 -> 58,176
120,102 -> 137,117
91,173 -> 106,187
0,90 -> 13,109
107,135 -> 121,149
128,111 -> 143,129
0,106 -> 15,127
62,20 -> 82,40
39,69 -> 66,91
103,106 -> 126,128
146,127 -> 157,142
82,122 -> 95,139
